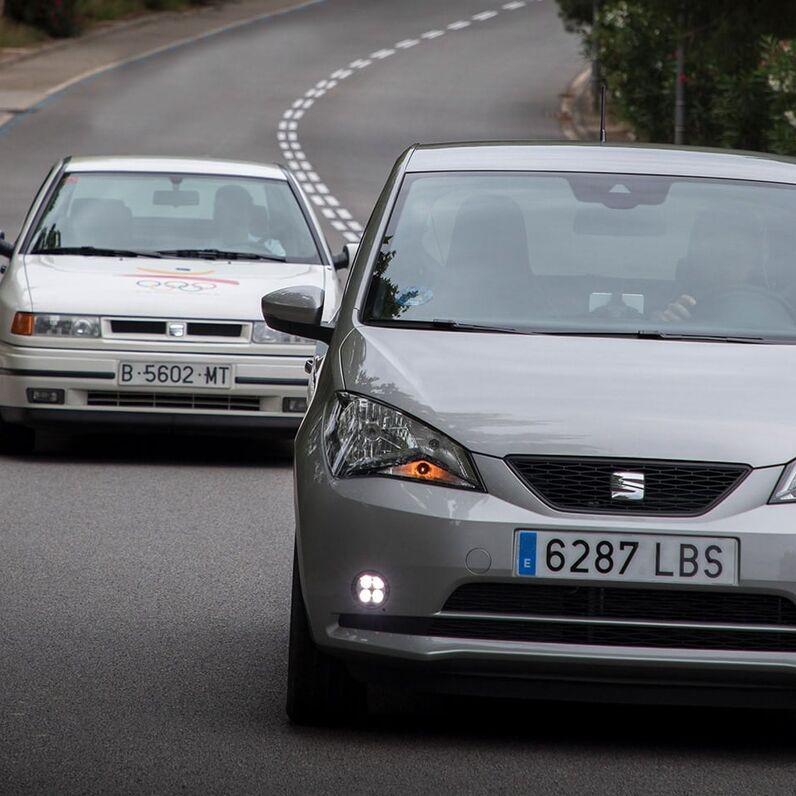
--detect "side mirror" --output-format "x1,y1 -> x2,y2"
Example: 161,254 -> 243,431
261,285 -> 333,344
331,242 -> 359,271
0,232 -> 13,259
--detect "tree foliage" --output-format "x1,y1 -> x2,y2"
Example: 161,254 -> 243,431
5,0 -> 82,37
556,0 -> 796,153
3,0 -> 218,38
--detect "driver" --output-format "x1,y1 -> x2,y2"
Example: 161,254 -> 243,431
655,208 -> 765,322
209,184 -> 285,257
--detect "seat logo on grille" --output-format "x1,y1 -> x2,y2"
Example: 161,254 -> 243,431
611,471 -> 645,501
168,322 -> 186,337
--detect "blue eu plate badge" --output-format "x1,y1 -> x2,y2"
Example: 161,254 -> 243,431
517,531 -> 537,576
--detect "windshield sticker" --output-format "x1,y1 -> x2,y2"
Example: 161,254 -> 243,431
399,286 -> 434,307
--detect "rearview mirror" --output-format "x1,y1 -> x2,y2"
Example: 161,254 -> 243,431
153,189 -> 200,207
261,285 -> 332,343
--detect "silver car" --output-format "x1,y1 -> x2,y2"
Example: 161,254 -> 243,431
264,142 -> 796,724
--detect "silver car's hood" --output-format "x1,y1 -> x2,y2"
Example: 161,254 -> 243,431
340,325 -> 796,467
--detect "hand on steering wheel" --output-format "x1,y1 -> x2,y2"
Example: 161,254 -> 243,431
652,294 -> 696,322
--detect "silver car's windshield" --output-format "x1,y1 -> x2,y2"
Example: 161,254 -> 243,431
29,172 -> 322,263
363,171 -> 796,341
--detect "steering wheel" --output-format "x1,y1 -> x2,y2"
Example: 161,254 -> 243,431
688,285 -> 795,327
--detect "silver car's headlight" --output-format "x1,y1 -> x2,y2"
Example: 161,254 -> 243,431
770,459 -> 796,503
11,312 -> 100,338
324,392 -> 481,489
251,321 -> 310,344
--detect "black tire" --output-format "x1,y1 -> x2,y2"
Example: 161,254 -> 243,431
286,547 -> 367,726
0,422 -> 35,455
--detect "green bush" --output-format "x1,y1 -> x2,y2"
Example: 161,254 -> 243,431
558,0 -> 796,154
762,37 -> 796,156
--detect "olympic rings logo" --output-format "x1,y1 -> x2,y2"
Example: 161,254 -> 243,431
136,279 -> 217,292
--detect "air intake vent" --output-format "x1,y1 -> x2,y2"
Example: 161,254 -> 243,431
86,391 -> 260,411
186,322 -> 243,337
443,583 -> 796,626
110,320 -> 167,334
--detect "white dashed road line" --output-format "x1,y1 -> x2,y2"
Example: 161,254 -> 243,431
277,2 -> 533,245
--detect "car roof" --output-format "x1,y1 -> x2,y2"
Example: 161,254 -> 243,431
406,142 -> 796,185
64,155 -> 286,180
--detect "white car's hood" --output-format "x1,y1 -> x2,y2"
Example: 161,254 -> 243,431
21,254 -> 327,320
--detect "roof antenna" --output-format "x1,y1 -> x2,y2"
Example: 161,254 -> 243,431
599,83 -> 607,143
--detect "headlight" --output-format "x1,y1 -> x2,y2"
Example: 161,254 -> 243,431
323,392 -> 481,489
251,321 -> 311,345
11,312 -> 100,338
770,459 -> 796,503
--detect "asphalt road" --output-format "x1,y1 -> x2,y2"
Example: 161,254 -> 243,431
3,1 -> 796,794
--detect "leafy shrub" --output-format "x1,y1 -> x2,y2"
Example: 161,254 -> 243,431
5,0 -> 82,37
761,37 -> 796,156
558,0 -> 796,154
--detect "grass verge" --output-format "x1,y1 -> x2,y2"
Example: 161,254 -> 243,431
0,18 -> 48,49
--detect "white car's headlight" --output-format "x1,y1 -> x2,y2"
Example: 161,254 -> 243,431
770,459 -> 796,503
11,312 -> 100,338
251,321 -> 311,345
324,392 -> 481,489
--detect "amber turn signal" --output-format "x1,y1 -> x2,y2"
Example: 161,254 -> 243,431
385,459 -> 462,485
11,312 -> 33,335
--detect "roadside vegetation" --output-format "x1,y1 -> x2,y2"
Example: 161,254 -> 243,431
556,0 -> 796,155
2,0 -> 218,40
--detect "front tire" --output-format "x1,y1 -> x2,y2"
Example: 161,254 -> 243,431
286,547 -> 367,725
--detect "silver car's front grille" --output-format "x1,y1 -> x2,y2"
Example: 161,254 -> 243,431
339,583 -> 796,653
506,456 -> 750,516
86,391 -> 261,411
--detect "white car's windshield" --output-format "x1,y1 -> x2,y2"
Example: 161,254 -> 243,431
364,172 -> 796,341
29,171 -> 322,263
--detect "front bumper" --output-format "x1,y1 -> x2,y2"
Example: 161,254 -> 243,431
295,415 -> 796,704
0,342 -> 309,433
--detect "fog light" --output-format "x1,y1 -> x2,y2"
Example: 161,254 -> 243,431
283,397 -> 308,413
353,572 -> 388,607
26,388 -> 64,404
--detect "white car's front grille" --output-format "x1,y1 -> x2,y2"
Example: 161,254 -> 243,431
86,391 -> 261,411
104,318 -> 249,341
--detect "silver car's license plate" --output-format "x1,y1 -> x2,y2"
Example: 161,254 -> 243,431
118,362 -> 233,389
516,530 -> 738,586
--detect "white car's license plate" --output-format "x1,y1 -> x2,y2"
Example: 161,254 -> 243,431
516,530 -> 738,586
118,362 -> 233,389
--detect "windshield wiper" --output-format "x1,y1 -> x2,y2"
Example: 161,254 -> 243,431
637,330 -> 766,343
530,328 -> 767,343
32,246 -> 164,258
155,248 -> 286,262
369,318 -> 525,334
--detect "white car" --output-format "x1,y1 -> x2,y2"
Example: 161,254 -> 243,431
0,156 -> 346,452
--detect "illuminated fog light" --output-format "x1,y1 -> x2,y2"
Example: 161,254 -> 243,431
353,572 -> 389,607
